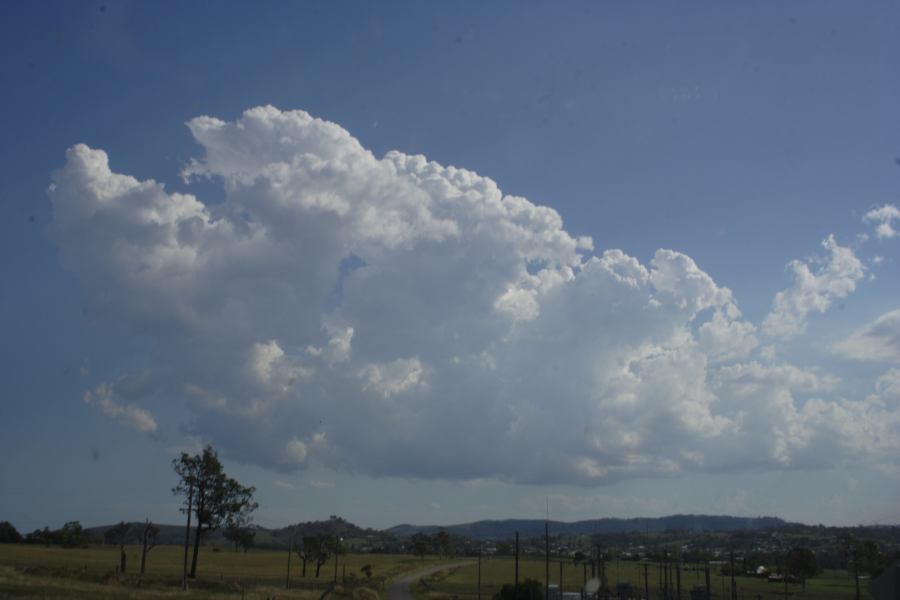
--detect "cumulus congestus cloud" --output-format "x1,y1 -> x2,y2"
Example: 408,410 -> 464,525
47,106 -> 900,484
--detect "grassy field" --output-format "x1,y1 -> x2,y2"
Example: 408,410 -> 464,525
0,544 -> 448,599
414,556 -> 871,600
0,547 -> 873,600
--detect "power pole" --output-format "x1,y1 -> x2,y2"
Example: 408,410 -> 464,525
704,565 -> 710,600
675,562 -> 681,600
643,562 -> 649,600
559,561 -> 564,597
333,539 -> 340,585
286,529 -> 293,589
663,555 -> 668,600
515,532 -> 520,600
181,480 -> 193,592
545,521 -> 550,600
730,551 -> 736,600
477,549 -> 482,600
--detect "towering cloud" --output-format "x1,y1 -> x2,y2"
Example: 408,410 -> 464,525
47,106 -> 898,484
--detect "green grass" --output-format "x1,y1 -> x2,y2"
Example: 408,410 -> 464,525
415,556 -> 871,600
0,545 -> 451,600
1,547 -> 871,599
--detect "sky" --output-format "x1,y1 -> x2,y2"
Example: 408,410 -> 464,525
2,1 -> 900,533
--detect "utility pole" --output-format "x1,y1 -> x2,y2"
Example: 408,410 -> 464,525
704,565 -> 710,600
643,562 -> 649,600
675,562 -> 681,600
333,537 -> 341,585
477,548 -> 482,600
559,561 -> 564,598
730,551 -> 736,600
658,561 -> 663,599
599,551 -> 606,598
515,532 -> 520,600
663,555 -> 668,600
545,521 -> 550,600
286,529 -> 294,589
181,480 -> 193,592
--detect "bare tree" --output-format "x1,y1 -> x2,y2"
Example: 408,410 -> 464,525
140,519 -> 159,575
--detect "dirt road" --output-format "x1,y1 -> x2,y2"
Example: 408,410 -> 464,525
387,561 -> 473,600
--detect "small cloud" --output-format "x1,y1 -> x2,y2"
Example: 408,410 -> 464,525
762,235 -> 865,338
310,480 -> 335,489
84,383 -> 157,433
274,479 -> 296,490
863,204 -> 900,239
280,438 -> 308,467
834,309 -> 900,362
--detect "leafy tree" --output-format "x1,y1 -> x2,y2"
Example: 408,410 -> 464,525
299,536 -> 320,576
140,520 -> 159,575
785,547 -> 819,591
857,540 -> 886,575
104,521 -> 131,574
172,445 -> 257,578
224,524 -> 256,552
25,527 -> 52,546
298,534 -> 335,578
361,564 -> 373,580
223,485 -> 257,553
0,521 -> 22,544
313,535 -> 340,578
58,521 -> 88,549
493,578 -> 544,600
411,532 -> 430,560
434,530 -> 451,557
316,536 -> 331,578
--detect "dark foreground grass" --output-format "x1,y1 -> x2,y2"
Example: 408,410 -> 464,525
0,545 -> 449,600
415,556 -> 870,600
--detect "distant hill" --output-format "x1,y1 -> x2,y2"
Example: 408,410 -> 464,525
86,516 -> 379,550
387,514 -> 790,540
83,514 -> 791,547
266,516 -> 379,548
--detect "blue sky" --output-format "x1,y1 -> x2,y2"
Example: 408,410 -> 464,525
2,1 -> 900,533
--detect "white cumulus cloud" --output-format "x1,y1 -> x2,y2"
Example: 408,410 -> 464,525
863,204 -> 900,239
84,382 -> 158,434
762,235 -> 865,338
47,106 -> 899,485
